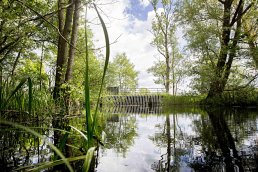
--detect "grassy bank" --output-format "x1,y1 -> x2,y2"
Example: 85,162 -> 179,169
162,94 -> 205,107
163,88 -> 258,107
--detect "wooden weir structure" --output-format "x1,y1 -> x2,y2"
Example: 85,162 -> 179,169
106,95 -> 163,106
104,87 -> 165,107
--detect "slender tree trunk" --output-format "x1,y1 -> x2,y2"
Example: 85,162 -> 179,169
165,34 -> 170,93
172,50 -> 175,96
65,0 -> 81,82
64,0 -> 81,114
53,0 -> 74,100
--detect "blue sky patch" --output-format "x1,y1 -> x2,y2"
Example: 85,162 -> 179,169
125,0 -> 153,21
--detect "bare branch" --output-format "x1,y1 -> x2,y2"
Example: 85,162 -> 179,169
91,34 -> 122,51
230,1 -> 253,26
225,73 -> 258,91
157,48 -> 167,59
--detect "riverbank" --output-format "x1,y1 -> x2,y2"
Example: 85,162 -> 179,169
162,90 -> 258,107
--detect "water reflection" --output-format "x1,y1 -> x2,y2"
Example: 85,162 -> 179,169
104,113 -> 137,157
96,106 -> 258,172
0,116 -> 87,171
1,107 -> 258,171
0,116 -> 53,171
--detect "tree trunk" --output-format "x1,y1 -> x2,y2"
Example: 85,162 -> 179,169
64,0 -> 81,114
165,33 -> 170,93
65,0 -> 81,82
172,50 -> 175,96
53,0 -> 74,100
206,0 -> 232,98
40,43 -> 44,90
206,0 -> 245,100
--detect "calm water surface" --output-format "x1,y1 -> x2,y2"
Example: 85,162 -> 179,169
1,106 -> 258,171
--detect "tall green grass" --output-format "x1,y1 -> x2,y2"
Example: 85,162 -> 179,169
84,4 -> 110,148
162,94 -> 205,106
0,77 -> 32,115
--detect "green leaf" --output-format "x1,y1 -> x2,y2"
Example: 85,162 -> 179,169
92,3 -> 110,132
83,147 -> 96,172
70,125 -> 88,141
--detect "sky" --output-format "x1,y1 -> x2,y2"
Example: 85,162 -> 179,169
87,0 -> 185,89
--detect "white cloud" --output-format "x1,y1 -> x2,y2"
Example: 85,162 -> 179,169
88,0 -> 163,88
139,0 -> 150,7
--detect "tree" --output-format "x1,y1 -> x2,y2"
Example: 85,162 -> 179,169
148,40 -> 185,95
176,0 -> 256,100
106,53 -> 138,91
150,0 -> 176,93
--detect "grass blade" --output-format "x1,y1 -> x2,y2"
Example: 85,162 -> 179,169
84,5 -> 92,147
92,3 -> 110,133
2,77 -> 27,110
70,125 -> 88,141
16,155 -> 89,171
83,147 -> 96,172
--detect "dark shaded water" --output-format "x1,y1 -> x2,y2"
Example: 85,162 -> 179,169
1,106 -> 258,171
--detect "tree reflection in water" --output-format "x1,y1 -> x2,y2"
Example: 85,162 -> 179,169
102,113 -> 137,157
3,107 -> 258,171
148,108 -> 258,172
191,108 -> 258,171
150,112 -> 191,172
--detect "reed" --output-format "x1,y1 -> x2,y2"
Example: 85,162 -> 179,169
0,77 -> 32,115
84,3 -> 110,148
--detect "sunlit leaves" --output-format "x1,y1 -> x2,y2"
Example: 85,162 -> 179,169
106,53 -> 138,90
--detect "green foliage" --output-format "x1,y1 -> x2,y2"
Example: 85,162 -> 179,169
203,87 -> 258,106
16,58 -> 49,87
175,0 -> 258,98
148,60 -> 166,86
106,53 -> 138,90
